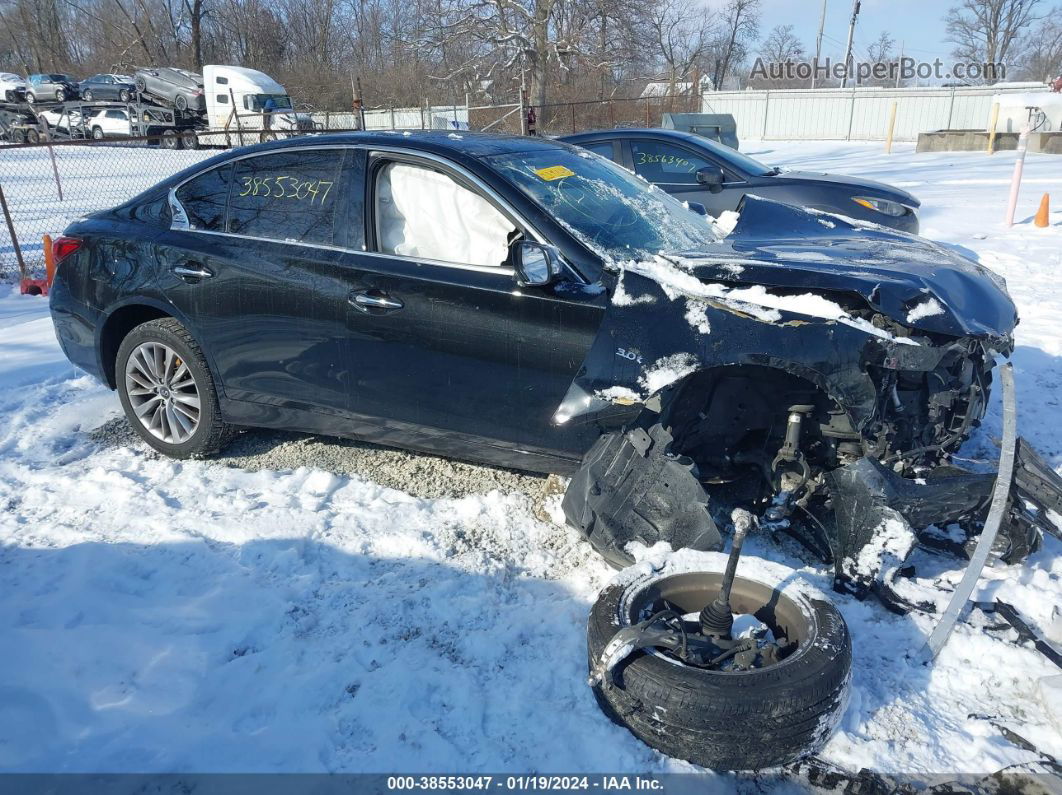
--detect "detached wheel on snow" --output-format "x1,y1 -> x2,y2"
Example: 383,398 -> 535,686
587,556 -> 851,770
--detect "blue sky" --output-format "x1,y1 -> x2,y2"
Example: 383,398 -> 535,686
755,0 -> 953,63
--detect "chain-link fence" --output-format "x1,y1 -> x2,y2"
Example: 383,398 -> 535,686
532,95 -> 699,136
0,136 -> 212,280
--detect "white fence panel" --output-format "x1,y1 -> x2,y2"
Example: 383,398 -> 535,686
702,85 -> 1042,142
311,106 -> 469,130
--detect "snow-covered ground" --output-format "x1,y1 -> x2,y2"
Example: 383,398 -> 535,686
1,140 -> 1061,779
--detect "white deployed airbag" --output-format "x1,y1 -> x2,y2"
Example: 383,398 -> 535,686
378,162 -> 513,267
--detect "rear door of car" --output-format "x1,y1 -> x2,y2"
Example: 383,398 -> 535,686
619,136 -> 745,214
157,146 -> 364,416
332,149 -> 605,460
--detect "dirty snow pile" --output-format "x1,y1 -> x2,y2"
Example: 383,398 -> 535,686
1,141 -> 1062,780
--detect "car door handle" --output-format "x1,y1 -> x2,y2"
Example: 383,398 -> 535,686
349,290 -> 403,313
172,264 -> 213,280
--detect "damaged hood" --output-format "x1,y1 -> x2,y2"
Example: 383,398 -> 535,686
675,197 -> 1016,341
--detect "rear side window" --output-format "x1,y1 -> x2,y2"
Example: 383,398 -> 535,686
227,150 -> 345,245
174,163 -> 234,231
580,142 -> 614,160
630,140 -> 713,185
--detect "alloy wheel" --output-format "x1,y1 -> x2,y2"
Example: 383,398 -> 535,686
124,341 -> 201,444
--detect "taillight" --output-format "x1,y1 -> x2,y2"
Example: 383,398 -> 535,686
53,236 -> 82,264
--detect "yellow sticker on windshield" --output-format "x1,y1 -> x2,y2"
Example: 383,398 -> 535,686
534,165 -> 575,181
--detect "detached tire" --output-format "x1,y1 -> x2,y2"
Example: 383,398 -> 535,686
116,318 -> 235,459
587,566 -> 851,771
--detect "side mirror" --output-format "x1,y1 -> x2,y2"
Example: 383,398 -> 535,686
696,166 -> 725,193
687,201 -> 708,216
514,241 -> 562,287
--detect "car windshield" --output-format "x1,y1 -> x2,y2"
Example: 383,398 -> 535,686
249,94 -> 293,111
693,136 -> 777,176
47,74 -> 68,81
486,149 -> 721,260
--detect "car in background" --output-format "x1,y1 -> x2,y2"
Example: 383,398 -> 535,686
86,107 -> 133,138
134,67 -> 205,112
79,74 -> 136,102
26,73 -> 80,103
35,106 -> 85,137
559,128 -> 920,233
0,72 -> 27,102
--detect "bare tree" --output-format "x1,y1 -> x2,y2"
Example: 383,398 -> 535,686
710,0 -> 759,90
759,23 -> 803,62
862,29 -> 900,86
746,23 -> 804,88
1014,11 -> 1062,82
944,0 -> 1045,82
644,0 -> 713,100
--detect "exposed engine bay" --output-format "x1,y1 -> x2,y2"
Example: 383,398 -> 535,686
563,304 -> 1062,612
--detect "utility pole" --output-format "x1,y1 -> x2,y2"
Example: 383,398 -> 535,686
840,0 -> 860,89
812,0 -> 827,88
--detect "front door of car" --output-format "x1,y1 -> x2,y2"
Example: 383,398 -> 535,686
334,155 -> 605,458
157,147 -> 361,416
622,137 -> 745,215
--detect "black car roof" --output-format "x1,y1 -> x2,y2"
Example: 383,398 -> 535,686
153,130 -> 585,194
251,129 -> 576,157
558,128 -> 709,146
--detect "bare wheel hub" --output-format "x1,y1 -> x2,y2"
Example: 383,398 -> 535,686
125,341 -> 201,444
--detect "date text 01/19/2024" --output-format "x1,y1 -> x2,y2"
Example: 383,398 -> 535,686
385,776 -> 664,791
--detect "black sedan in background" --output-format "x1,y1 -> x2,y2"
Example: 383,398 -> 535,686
558,129 -> 920,233
79,74 -> 136,102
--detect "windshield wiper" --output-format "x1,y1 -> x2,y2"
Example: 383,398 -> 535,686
765,167 -> 781,176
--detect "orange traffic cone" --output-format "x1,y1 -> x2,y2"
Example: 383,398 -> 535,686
1034,193 -> 1050,227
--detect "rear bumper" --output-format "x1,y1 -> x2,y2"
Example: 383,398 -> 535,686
49,277 -> 104,382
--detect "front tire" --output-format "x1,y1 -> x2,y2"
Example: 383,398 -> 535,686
25,92 -> 36,104
118,88 -> 131,102
82,89 -> 93,101
55,88 -> 65,102
174,94 -> 188,111
116,318 -> 234,458
91,126 -> 104,140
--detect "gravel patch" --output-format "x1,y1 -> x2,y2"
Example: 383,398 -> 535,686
90,417 -> 561,505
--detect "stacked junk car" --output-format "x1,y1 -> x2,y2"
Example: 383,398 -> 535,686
44,132 -> 1062,774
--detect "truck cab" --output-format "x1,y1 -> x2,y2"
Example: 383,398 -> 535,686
202,65 -> 312,134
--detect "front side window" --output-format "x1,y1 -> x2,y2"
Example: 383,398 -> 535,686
174,163 -> 233,231
374,161 -> 514,268
227,150 -> 344,245
487,149 -> 720,260
629,140 -> 714,185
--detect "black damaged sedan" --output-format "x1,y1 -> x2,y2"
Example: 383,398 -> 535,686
50,131 -> 1057,579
